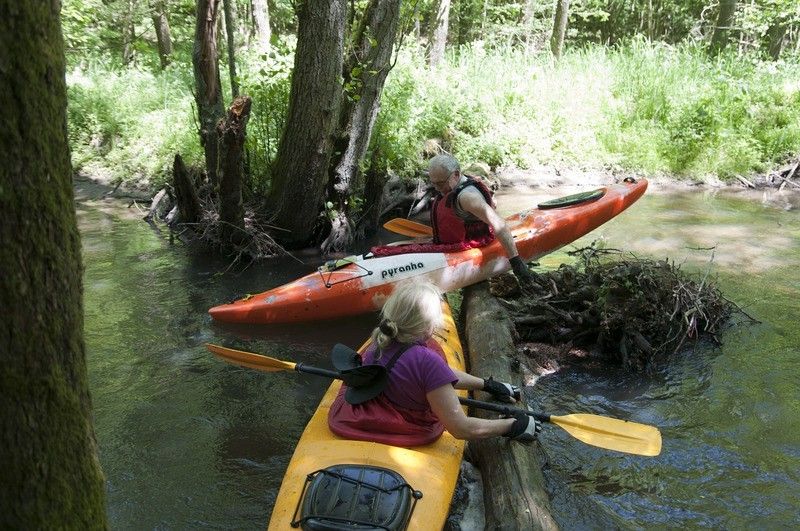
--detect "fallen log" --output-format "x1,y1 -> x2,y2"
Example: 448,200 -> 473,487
462,282 -> 557,531
735,174 -> 756,188
144,187 -> 171,223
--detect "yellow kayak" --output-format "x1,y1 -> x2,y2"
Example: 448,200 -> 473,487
268,299 -> 467,530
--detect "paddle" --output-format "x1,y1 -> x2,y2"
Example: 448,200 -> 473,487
206,343 -> 662,457
458,398 -> 661,457
382,218 -> 434,238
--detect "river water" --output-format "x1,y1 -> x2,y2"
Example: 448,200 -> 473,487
76,180 -> 800,529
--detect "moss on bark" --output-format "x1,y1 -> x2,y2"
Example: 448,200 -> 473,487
0,1 -> 107,527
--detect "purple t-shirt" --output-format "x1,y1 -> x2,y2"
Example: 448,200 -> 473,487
363,342 -> 458,411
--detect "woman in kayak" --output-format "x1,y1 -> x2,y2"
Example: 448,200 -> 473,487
328,282 -> 539,444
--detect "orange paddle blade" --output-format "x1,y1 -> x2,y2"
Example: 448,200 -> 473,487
382,218 -> 433,238
550,413 -> 662,456
206,343 -> 297,372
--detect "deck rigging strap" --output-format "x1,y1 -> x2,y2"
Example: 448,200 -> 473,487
316,257 -> 374,288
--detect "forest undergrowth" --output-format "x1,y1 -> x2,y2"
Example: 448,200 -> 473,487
67,40 -> 800,192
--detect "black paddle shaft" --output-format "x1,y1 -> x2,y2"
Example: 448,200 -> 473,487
295,363 -> 340,380
459,397 -> 550,423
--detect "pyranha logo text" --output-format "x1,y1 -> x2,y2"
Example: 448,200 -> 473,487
381,261 -> 425,279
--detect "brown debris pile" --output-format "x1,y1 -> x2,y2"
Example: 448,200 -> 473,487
490,248 -> 753,372
145,184 -> 290,262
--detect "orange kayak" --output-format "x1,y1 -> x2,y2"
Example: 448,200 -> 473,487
209,179 -> 647,324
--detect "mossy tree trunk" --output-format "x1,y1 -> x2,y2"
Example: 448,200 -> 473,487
122,0 -> 138,65
267,0 -> 346,246
193,0 -> 226,187
550,0 -> 570,60
323,0 -> 402,253
709,0 -> 737,55
151,0 -> 173,69
358,150 -> 386,238
0,1 -> 107,527
222,0 -> 240,98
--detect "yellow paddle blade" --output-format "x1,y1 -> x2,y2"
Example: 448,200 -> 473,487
550,413 -> 662,456
206,343 -> 297,372
382,218 -> 433,238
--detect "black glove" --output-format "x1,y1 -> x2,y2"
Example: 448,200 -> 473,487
509,256 -> 535,287
504,411 -> 541,443
483,377 -> 521,403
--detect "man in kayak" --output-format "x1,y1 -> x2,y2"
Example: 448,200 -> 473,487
427,154 -> 535,286
328,283 -> 540,444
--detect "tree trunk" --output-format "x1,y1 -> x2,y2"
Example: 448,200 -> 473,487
0,2 -> 107,527
767,22 -> 787,61
709,0 -> 737,55
193,0 -> 226,187
429,0 -> 451,67
151,0 -> 173,69
413,0 -> 421,41
217,96 -> 252,245
172,154 -> 202,225
462,283 -> 557,531
550,0 -> 570,60
267,0 -> 346,246
122,0 -> 137,65
323,0 -> 402,253
358,150 -> 386,238
222,0 -> 239,97
251,0 -> 271,52
522,0 -> 537,51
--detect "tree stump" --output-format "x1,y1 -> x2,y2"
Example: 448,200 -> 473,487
217,95 -> 252,246
462,281 -> 557,531
172,154 -> 201,225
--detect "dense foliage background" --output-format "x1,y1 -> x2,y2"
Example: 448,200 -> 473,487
63,0 -> 800,192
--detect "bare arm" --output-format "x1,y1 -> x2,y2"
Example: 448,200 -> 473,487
451,369 -> 484,390
426,384 -> 514,440
458,188 -> 519,259
452,368 -> 520,404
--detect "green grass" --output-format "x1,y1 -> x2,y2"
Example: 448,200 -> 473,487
66,40 -> 800,190
376,39 -> 800,180
374,43 -> 617,173
599,40 -> 800,178
67,59 -> 202,188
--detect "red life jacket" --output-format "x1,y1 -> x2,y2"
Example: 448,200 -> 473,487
328,389 -> 444,447
327,339 -> 449,447
431,176 -> 495,245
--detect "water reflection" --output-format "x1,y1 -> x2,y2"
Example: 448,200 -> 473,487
78,182 -> 800,528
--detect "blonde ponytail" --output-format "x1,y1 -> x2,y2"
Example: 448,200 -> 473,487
370,283 -> 444,358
